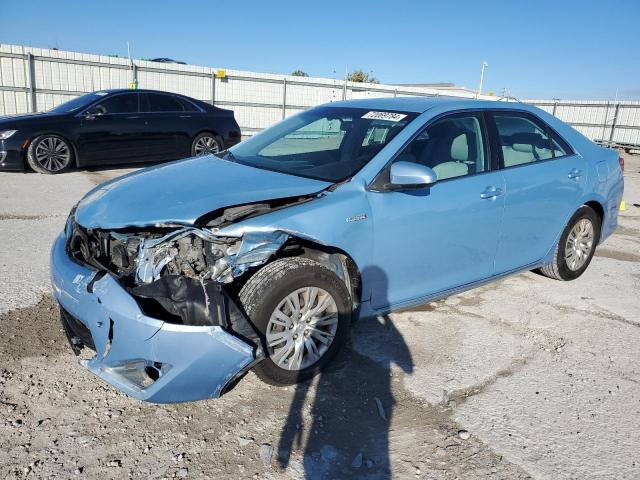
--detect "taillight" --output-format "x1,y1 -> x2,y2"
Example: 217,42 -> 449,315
619,156 -> 624,172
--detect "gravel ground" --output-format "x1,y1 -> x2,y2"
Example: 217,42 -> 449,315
0,155 -> 638,479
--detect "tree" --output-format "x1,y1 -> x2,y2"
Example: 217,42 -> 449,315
291,70 -> 309,77
347,69 -> 379,84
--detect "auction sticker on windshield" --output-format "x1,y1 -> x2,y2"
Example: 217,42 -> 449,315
361,111 -> 407,122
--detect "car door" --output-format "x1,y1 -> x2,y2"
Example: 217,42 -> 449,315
141,93 -> 195,161
77,92 -> 148,164
367,112 -> 505,309
489,111 -> 587,273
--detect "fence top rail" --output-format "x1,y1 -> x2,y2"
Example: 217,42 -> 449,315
530,101 -> 640,108
0,44 -> 496,100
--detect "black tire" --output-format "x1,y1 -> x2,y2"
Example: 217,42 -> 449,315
238,257 -> 352,385
191,132 -> 222,157
27,135 -> 74,174
539,205 -> 601,281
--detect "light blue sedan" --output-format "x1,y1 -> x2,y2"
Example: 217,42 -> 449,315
51,97 -> 624,402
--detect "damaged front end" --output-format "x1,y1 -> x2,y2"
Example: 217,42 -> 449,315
52,203 -> 295,403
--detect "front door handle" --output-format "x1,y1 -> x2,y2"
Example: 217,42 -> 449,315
567,168 -> 582,179
480,186 -> 503,199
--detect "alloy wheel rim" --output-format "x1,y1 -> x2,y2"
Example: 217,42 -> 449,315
35,137 -> 71,171
565,218 -> 594,271
266,287 -> 339,371
194,136 -> 220,156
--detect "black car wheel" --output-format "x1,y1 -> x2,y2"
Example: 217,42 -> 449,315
539,205 -> 601,281
27,135 -> 74,174
191,133 -> 221,157
238,258 -> 352,386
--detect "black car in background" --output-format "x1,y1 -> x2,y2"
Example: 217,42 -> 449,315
0,89 -> 241,173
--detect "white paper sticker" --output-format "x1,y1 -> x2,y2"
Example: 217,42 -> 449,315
361,111 -> 407,122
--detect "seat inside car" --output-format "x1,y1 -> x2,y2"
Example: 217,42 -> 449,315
415,121 -> 480,180
501,132 -> 554,166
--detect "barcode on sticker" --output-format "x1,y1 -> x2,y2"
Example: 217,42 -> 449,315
361,111 -> 407,122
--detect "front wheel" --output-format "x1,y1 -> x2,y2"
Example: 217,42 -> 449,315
539,205 -> 601,281
238,257 -> 352,385
27,135 -> 74,174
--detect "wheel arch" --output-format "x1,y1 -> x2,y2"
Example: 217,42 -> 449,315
583,200 -> 604,228
233,235 -> 363,309
26,132 -> 81,169
542,198 -> 607,264
280,237 -> 362,307
192,129 -> 222,142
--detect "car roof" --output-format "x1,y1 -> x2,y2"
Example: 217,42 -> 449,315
96,89 -> 192,96
325,96 -> 537,114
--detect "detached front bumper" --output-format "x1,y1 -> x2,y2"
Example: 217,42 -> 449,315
50,233 -> 257,403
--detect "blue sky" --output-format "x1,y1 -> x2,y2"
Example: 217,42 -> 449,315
1,0 -> 638,100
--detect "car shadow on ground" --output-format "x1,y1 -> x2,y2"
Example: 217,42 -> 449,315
276,267 -> 415,479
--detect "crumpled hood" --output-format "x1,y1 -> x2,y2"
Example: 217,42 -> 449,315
75,155 -> 332,229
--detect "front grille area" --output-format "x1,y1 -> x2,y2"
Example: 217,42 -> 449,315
59,305 -> 96,354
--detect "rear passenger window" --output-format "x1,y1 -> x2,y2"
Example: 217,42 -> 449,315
145,93 -> 186,112
176,97 -> 199,112
494,113 -> 569,168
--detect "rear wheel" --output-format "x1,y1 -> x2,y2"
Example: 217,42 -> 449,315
27,135 -> 74,174
238,257 -> 351,385
191,133 -> 221,156
539,205 -> 600,281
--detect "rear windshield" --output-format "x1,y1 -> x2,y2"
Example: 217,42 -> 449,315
225,106 -> 418,182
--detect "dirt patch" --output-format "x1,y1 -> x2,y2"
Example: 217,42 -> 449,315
0,298 -> 530,479
0,295 -> 69,361
613,224 -> 640,238
0,214 -> 60,221
595,248 -> 640,263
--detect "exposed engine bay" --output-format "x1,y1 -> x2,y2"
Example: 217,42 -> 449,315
64,201 -> 303,350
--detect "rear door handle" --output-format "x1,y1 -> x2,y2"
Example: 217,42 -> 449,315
567,168 -> 582,179
480,186 -> 503,199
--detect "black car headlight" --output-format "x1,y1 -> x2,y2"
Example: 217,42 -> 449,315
0,130 -> 18,140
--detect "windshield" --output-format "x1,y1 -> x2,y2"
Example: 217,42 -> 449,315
227,106 -> 418,182
49,92 -> 109,113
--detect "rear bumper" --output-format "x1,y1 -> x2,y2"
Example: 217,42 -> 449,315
50,233 -> 257,403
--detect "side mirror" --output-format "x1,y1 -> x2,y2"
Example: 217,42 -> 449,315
388,161 -> 437,190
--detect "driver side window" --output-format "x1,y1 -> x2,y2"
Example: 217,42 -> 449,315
395,113 -> 488,181
88,93 -> 139,115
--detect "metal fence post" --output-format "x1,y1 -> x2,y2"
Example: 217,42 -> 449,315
211,72 -> 216,106
394,88 -> 398,98
552,100 -> 558,117
282,77 -> 287,119
609,103 -> 620,146
130,62 -> 138,89
26,53 -> 37,112
601,101 -> 610,143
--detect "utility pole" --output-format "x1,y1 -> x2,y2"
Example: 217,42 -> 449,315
476,61 -> 488,99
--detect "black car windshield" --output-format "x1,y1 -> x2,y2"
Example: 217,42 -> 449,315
49,92 -> 110,113
226,106 -> 418,182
